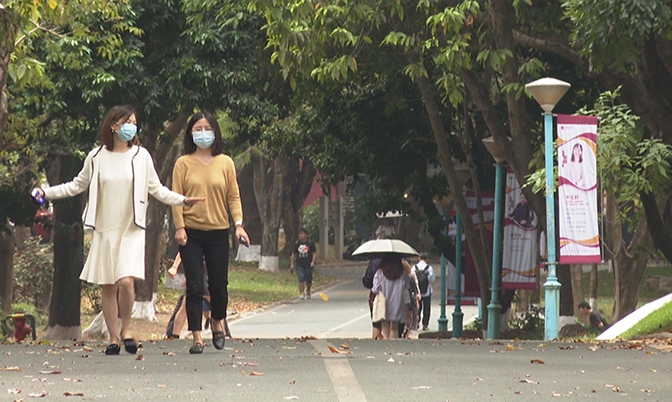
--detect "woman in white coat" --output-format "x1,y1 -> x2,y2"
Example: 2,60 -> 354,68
34,105 -> 203,355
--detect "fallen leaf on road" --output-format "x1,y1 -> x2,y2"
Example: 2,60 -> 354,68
506,344 -> 515,351
518,378 -> 538,384
250,371 -> 264,376
640,389 -> 651,393
557,345 -> 576,350
2,367 -> 21,371
514,391 -> 523,394
27,392 -> 48,397
63,392 -> 84,396
319,292 -> 328,301
242,362 -> 259,367
387,358 -> 395,363
328,346 -> 351,354
530,359 -> 544,364
411,386 -> 431,390
340,343 -> 350,349
8,389 -> 21,394
163,352 -> 176,356
135,355 -> 144,361
283,396 -> 299,400
38,371 -> 61,375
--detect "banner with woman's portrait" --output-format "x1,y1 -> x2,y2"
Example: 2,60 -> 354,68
502,167 -> 537,289
557,114 -> 601,263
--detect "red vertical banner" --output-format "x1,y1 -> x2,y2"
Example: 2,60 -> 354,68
459,190 -> 494,297
502,167 -> 537,289
557,114 -> 601,264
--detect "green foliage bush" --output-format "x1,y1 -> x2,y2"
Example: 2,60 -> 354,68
13,237 -> 53,312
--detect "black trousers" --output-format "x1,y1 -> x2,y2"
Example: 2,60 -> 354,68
179,228 -> 229,332
420,295 -> 431,327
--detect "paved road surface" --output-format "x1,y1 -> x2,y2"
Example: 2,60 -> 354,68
228,263 -> 479,339
2,263 -> 670,401
2,337 -> 669,401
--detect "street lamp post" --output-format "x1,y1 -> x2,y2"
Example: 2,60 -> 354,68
483,137 -> 506,339
525,77 -> 571,341
451,211 -> 463,337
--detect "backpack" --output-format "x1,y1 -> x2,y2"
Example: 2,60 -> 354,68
414,265 -> 430,294
362,258 -> 381,289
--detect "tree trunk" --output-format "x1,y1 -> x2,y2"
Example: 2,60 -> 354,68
46,154 -> 85,340
589,263 -> 598,310
280,159 -> 316,258
0,223 -> 14,315
237,159 -> 263,245
569,264 -> 585,317
0,5 -> 19,141
135,116 -> 186,320
0,3 -> 19,315
411,69 -> 492,325
557,264 -> 574,316
605,193 -> 653,321
252,152 -> 287,272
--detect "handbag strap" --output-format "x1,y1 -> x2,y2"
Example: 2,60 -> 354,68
376,270 -> 384,293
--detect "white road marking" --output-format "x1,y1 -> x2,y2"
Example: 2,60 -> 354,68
310,340 -> 368,402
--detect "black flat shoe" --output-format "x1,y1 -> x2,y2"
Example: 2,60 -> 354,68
123,338 -> 137,354
189,342 -> 204,354
204,318 -> 211,330
105,343 -> 120,355
212,331 -> 225,350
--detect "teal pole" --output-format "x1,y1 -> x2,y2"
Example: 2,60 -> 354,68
438,214 -> 448,332
543,111 -> 561,340
486,163 -> 505,339
452,212 -> 463,337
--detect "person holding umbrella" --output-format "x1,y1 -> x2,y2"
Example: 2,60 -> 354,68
371,254 -> 413,339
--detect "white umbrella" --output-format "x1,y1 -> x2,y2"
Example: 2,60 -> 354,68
352,239 -> 419,258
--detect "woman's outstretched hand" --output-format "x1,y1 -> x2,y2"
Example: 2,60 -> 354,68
183,197 -> 206,206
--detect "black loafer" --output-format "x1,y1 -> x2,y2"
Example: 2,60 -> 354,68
189,342 -> 204,354
105,343 -> 120,355
123,338 -> 137,354
212,331 -> 226,350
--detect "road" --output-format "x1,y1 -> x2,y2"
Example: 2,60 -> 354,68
228,262 -> 479,339
2,263 -> 670,401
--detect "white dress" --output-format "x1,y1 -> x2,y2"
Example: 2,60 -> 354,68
80,148 -> 144,285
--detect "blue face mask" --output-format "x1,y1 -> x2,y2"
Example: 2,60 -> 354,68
117,123 -> 137,142
193,130 -> 215,149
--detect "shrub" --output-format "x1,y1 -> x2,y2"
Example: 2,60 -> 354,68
13,237 -> 53,312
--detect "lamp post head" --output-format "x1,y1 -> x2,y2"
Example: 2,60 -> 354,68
482,137 -> 506,165
525,77 -> 571,112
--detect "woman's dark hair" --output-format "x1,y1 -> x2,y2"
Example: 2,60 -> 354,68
100,105 -> 139,150
380,254 -> 404,281
299,228 -> 309,235
570,143 -> 583,163
183,111 -> 223,155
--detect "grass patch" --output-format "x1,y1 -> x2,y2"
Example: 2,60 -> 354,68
619,301 -> 672,339
227,261 -> 333,304
582,265 -> 672,301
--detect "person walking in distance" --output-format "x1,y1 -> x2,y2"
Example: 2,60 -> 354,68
32,105 -> 204,355
172,111 -> 249,354
291,228 -> 317,300
413,252 -> 436,331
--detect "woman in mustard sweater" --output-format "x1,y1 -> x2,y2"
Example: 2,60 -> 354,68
172,111 -> 249,354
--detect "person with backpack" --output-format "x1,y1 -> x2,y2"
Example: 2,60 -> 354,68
413,252 -> 435,331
